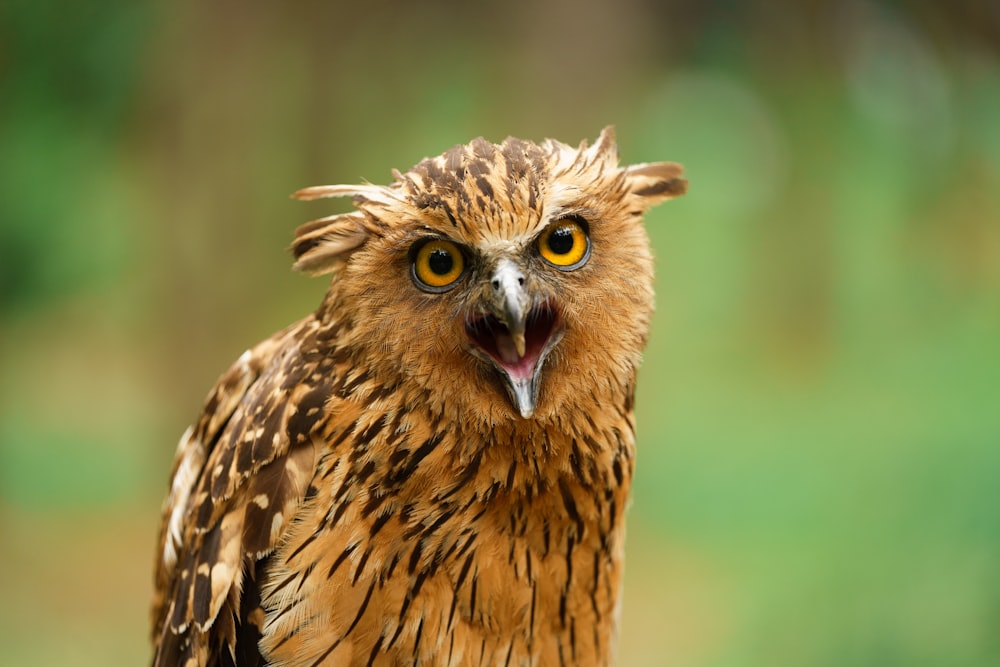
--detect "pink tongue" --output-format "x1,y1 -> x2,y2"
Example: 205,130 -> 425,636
493,331 -> 538,382
495,332 -> 521,365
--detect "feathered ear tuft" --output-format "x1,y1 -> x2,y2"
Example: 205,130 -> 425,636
587,126 -> 619,163
289,211 -> 369,276
289,184 -> 390,276
568,126 -> 620,173
623,161 -> 688,211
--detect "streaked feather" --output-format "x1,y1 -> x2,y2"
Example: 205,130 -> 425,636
152,127 -> 686,666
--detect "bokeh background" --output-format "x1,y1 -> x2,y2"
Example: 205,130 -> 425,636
2,0 -> 999,664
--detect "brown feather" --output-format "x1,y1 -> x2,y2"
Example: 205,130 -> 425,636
152,127 -> 685,666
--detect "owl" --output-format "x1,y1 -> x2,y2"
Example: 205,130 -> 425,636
151,127 -> 686,666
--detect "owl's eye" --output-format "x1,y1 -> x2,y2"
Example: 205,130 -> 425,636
537,218 -> 590,270
411,239 -> 466,292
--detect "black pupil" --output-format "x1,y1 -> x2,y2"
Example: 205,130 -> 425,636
548,226 -> 576,255
428,248 -> 454,275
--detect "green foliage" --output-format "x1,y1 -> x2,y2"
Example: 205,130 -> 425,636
1,1 -> 998,664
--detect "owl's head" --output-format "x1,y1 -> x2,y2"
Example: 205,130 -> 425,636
291,127 -> 685,427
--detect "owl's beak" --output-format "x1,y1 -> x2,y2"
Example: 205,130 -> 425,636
491,259 -> 529,358
465,260 -> 562,419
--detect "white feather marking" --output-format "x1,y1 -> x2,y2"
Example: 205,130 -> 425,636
270,512 -> 284,541
163,426 -> 203,570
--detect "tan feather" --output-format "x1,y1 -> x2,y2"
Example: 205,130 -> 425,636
152,128 -> 685,666
624,161 -> 689,207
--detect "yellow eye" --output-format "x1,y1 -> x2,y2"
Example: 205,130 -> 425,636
411,239 -> 465,291
537,218 -> 590,269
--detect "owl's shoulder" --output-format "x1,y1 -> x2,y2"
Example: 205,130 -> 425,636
151,315 -> 335,665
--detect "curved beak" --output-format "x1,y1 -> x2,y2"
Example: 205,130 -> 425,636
464,259 -> 562,419
490,259 -> 529,359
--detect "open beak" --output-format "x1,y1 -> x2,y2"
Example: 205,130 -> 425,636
465,260 -> 562,418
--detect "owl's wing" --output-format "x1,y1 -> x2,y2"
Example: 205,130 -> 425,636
152,316 -> 327,666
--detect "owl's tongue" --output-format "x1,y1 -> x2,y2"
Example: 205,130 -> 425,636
495,331 -> 524,366
466,304 -> 558,382
485,325 -> 541,382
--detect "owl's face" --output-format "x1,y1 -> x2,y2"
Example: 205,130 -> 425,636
292,128 -> 686,427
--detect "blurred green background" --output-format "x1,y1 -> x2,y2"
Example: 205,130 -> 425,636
2,0 -> 999,664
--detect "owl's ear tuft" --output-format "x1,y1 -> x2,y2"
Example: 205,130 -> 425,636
623,162 -> 688,211
290,212 -> 369,276
290,184 -> 392,275
589,126 -> 619,162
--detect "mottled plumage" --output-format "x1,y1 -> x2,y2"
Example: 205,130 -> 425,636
152,127 -> 686,666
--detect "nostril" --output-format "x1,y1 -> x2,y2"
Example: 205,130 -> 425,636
491,260 -> 525,292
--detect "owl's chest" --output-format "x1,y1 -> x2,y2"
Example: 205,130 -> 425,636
259,472 -> 629,667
